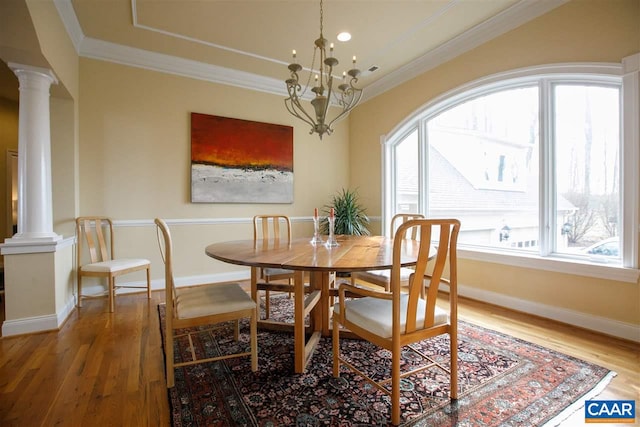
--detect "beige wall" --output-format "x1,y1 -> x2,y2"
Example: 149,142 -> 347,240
349,0 -> 640,329
77,58 -> 350,279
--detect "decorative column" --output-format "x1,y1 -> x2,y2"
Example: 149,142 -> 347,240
5,63 -> 60,243
0,63 -> 71,337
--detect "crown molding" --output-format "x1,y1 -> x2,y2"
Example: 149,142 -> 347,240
53,0 -> 83,52
80,37 -> 286,97
362,0 -> 570,102
54,0 -> 569,104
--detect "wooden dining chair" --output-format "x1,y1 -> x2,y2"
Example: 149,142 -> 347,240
76,216 -> 151,312
155,218 -> 258,388
333,218 -> 460,425
350,213 -> 424,292
253,214 -> 295,318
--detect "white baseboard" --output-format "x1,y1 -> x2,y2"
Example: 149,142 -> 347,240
2,294 -> 77,337
457,283 -> 640,343
2,312 -> 59,336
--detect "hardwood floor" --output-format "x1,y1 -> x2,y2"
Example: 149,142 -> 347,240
0,286 -> 638,426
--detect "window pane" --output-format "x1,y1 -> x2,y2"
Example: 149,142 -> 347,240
427,87 -> 539,251
554,85 -> 620,261
394,129 -> 419,214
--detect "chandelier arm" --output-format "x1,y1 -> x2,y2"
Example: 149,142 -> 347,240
285,97 -> 317,130
322,71 -> 334,124
286,72 -> 320,128
285,85 -> 319,134
327,87 -> 363,129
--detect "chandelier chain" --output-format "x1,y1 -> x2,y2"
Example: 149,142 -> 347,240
300,47 -> 317,98
320,0 -> 323,38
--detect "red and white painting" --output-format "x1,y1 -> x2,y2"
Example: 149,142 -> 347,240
191,113 -> 293,203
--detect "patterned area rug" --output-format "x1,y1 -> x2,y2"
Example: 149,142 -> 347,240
159,296 -> 614,426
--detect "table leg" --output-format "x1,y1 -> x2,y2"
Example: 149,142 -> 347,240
250,266 -> 258,304
293,270 -> 306,373
312,271 -> 332,336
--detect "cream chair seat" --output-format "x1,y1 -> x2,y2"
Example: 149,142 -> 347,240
334,293 -> 449,338
155,218 -> 258,388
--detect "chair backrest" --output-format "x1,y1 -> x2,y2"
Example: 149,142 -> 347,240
76,216 -> 115,265
391,218 -> 460,334
155,218 -> 177,321
390,213 -> 424,239
253,215 -> 291,243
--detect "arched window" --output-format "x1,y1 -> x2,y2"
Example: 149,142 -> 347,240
383,63 -> 638,275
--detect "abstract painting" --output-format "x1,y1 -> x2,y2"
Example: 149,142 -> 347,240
190,113 -> 294,203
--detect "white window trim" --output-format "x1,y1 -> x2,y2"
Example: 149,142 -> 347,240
382,60 -> 640,283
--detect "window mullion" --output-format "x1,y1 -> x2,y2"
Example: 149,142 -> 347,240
539,79 -> 554,256
381,133 -> 392,235
419,119 -> 428,215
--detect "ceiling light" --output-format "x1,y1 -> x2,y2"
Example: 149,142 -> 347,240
337,32 -> 351,42
284,0 -> 362,139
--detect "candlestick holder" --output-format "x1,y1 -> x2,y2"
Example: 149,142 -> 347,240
310,216 -> 324,246
325,216 -> 339,248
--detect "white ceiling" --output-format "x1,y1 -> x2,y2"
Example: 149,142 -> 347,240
3,0 -> 568,103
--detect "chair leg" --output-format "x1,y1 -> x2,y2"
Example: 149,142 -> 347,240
265,289 -> 271,319
77,273 -> 83,308
250,309 -> 258,372
166,329 -> 175,388
391,344 -> 401,425
146,266 -> 151,299
450,329 -> 458,399
109,276 -> 115,313
332,315 -> 340,377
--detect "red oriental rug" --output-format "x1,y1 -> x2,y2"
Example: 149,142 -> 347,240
158,298 -> 614,426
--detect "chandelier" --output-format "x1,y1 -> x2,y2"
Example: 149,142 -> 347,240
284,0 -> 363,139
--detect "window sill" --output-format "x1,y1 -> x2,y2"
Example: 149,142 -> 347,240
459,247 -> 639,283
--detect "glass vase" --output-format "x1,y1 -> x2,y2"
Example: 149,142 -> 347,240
310,216 -> 324,246
325,217 -> 339,247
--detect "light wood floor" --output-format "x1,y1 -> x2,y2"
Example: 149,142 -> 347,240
0,286 -> 638,426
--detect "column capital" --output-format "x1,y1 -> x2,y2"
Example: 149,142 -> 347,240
8,63 -> 58,85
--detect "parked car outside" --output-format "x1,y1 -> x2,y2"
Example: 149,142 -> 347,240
583,237 -> 619,257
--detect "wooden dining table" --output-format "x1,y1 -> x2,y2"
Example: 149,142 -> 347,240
205,234 -> 421,373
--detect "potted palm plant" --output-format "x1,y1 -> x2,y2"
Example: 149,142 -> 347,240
320,188 -> 370,236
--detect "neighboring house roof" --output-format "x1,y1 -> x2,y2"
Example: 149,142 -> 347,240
397,144 -> 576,212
